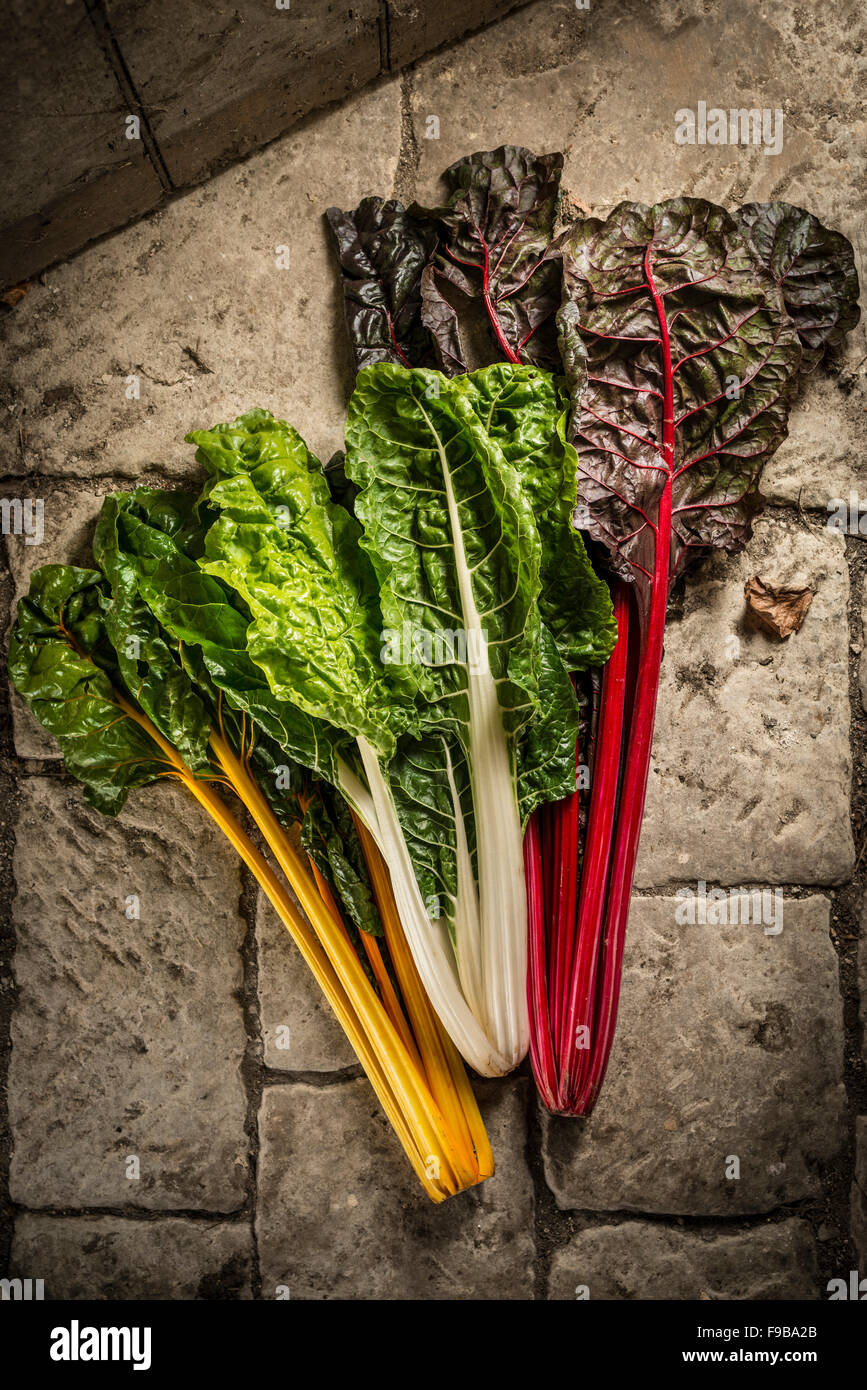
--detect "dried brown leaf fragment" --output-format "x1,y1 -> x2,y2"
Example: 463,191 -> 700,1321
744,575 -> 814,639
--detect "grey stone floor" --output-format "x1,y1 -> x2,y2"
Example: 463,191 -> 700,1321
1,0 -> 865,1299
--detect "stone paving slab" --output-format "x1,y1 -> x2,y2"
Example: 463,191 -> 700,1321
8,778 -> 249,1211
388,0 -> 527,69
3,1 -> 528,285
11,1214 -> 253,1300
256,892 -> 356,1072
542,896 -> 845,1216
256,1078 -> 534,1299
0,3 -> 162,286
862,895 -> 867,1057
547,1218 -> 819,1300
0,78 -> 401,483
762,366 -> 867,513
635,517 -> 852,888
105,0 -> 383,189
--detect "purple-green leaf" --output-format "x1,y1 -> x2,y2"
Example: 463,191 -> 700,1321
325,197 -> 436,370
557,197 -> 804,607
734,201 -> 861,371
410,145 -> 564,375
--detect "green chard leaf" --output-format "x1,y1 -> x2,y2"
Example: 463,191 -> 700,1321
518,624 -> 584,822
8,566 -> 178,815
186,408 -> 414,760
94,482 -> 348,794
93,487 -> 385,931
345,362 -> 614,805
94,492 -> 213,773
301,784 -> 384,939
345,363 -> 545,742
462,362 -> 617,672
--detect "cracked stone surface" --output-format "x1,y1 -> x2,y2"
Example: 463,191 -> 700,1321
762,368 -> 867,512
8,779 -> 249,1211
542,896 -> 845,1216
635,518 -> 853,888
11,1214 -> 253,1300
256,1079 -> 534,1299
105,0 -> 383,188
547,1218 -> 820,1300
1,3 -> 162,284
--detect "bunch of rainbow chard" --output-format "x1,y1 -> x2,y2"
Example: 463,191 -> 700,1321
10,483 -> 496,1201
328,146 -> 860,1114
8,144 -> 859,1210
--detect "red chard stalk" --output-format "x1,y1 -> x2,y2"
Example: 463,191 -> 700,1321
548,197 -> 859,1114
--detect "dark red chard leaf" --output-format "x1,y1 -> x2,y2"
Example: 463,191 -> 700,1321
552,198 -> 807,1116
325,197 -> 436,370
410,145 -> 564,375
528,194 -> 859,1118
557,198 -> 803,614
733,202 -> 861,370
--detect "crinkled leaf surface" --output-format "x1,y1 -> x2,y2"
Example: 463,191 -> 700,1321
518,624 -> 582,821
94,492 -> 213,773
326,197 -> 436,371
345,363 -> 593,837
188,408 -> 410,758
410,146 -> 563,375
95,484 -> 343,787
93,486 -> 388,933
345,362 -> 545,745
734,201 -> 861,370
385,734 -> 476,947
8,566 -> 176,815
464,363 -> 617,670
557,198 -> 803,620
